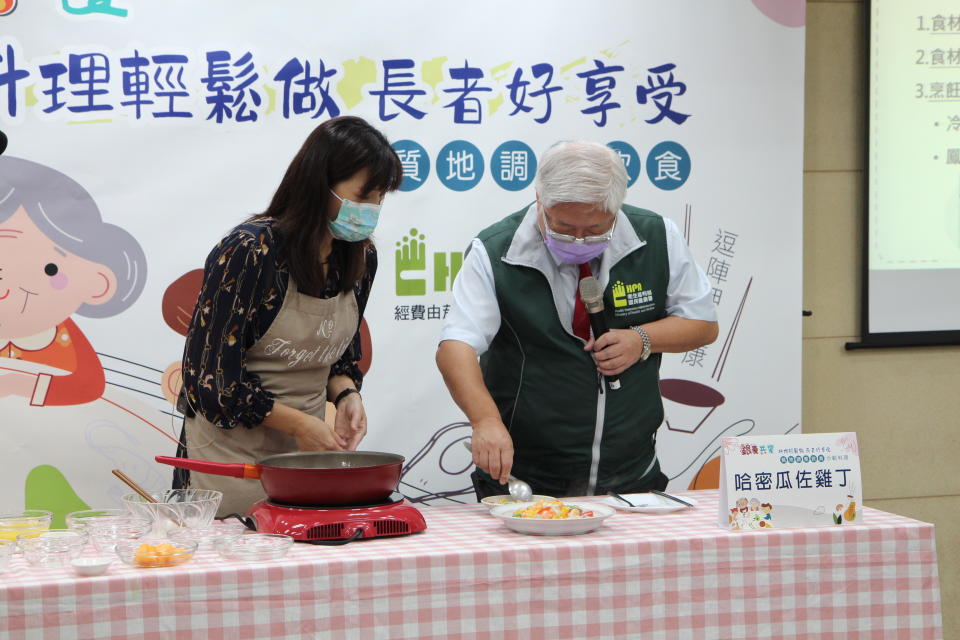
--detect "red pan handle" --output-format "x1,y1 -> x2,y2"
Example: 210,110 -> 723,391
155,456 -> 261,480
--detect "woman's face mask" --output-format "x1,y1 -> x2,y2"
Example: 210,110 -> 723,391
328,191 -> 382,242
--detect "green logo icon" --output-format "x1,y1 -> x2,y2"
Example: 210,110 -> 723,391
396,228 -> 427,296
612,280 -> 627,308
395,228 -> 463,296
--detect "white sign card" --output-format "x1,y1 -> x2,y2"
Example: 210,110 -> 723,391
718,433 -> 863,530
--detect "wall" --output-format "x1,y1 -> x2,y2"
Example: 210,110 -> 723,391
804,2 -> 960,637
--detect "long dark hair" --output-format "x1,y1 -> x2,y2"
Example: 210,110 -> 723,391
252,116 -> 403,294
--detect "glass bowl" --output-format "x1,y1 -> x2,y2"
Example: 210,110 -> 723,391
66,509 -> 128,531
0,510 -> 53,543
18,530 -> 89,568
0,539 -> 15,572
122,490 -> 222,537
168,521 -> 247,551
214,533 -> 293,562
87,516 -> 153,553
115,538 -> 198,569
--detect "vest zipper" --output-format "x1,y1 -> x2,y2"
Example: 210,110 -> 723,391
587,370 -> 605,494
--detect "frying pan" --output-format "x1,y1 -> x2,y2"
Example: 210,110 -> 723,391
156,451 -> 404,506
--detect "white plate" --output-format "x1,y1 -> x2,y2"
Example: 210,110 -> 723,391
491,501 -> 615,536
602,493 -> 698,514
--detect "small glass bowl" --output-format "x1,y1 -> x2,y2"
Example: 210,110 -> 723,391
169,521 -> 247,551
18,530 -> 88,568
0,538 -> 15,572
0,510 -> 53,544
214,533 -> 293,562
87,516 -> 153,553
115,538 -> 198,569
66,509 -> 128,531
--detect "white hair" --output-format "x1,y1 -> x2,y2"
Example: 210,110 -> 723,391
534,141 -> 628,214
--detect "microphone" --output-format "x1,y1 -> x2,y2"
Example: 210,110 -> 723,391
0,129 -> 7,156
578,275 -> 621,391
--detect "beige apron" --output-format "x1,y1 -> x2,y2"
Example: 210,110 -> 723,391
185,276 -> 359,516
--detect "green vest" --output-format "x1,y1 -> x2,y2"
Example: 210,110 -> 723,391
477,204 -> 670,496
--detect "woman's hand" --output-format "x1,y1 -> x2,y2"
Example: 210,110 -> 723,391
292,414 -> 346,451
334,392 -> 367,451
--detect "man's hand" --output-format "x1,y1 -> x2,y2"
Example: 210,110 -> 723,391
436,339 -> 515,484
333,392 -> 367,451
471,417 -> 514,485
0,372 -> 36,398
585,328 -> 645,376
292,414 -> 346,451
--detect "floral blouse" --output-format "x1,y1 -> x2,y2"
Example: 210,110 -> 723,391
179,218 -> 375,429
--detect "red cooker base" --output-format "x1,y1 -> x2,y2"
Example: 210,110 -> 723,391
249,494 -> 427,541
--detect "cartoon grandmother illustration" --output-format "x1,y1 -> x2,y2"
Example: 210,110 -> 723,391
0,155 -> 164,522
0,156 -> 146,405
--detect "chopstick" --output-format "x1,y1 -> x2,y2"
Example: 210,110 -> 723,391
112,470 -> 157,503
112,469 -> 186,527
651,489 -> 694,507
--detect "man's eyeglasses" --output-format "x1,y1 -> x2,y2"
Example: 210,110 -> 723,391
542,208 -> 616,245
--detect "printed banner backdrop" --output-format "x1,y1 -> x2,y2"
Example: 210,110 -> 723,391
0,0 -> 805,513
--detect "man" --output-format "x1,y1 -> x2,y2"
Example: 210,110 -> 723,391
436,141 -> 718,499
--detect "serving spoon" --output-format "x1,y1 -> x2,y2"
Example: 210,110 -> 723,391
462,440 -> 533,502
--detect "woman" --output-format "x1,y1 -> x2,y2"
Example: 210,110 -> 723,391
175,116 -> 403,516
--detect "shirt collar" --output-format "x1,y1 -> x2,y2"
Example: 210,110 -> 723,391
504,203 -> 647,273
0,327 -> 58,351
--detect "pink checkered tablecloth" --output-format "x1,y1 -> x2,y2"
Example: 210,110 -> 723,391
0,490 -> 943,640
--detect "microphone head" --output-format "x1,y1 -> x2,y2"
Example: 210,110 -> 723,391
578,275 -> 604,310
0,129 -> 7,156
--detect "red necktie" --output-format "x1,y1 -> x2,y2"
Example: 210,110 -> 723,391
573,262 -> 592,341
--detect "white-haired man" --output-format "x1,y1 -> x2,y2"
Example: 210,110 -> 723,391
437,141 -> 719,499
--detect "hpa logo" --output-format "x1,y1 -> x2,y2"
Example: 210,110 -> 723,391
611,280 -> 655,316
0,0 -> 17,16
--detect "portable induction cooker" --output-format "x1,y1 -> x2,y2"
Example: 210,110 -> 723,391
244,492 -> 426,543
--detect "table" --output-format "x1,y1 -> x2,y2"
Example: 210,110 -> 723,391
0,490 -> 943,639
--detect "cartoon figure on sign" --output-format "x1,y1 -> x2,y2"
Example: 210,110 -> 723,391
0,156 -> 173,524
843,494 -> 857,522
159,269 -> 204,406
0,156 -> 145,405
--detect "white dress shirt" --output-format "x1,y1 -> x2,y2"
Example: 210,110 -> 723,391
440,205 -> 717,355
